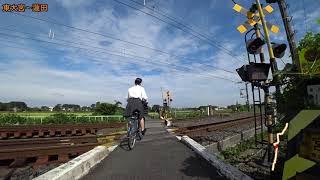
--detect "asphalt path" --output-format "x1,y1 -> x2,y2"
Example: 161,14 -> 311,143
81,118 -> 226,180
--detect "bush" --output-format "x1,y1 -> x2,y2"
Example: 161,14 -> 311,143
0,114 -> 27,125
42,113 -> 76,124
95,103 -> 117,115
0,113 -> 125,125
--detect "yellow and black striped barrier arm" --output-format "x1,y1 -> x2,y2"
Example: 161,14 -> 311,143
282,110 -> 320,180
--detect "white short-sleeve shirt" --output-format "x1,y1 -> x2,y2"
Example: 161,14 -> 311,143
127,85 -> 148,100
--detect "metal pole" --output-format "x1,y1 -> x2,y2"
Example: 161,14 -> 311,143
264,85 -> 273,163
255,0 -> 274,57
255,0 -> 275,164
255,0 -> 281,93
255,0 -> 278,71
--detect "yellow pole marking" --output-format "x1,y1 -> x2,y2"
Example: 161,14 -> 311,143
255,0 -> 275,59
272,123 -> 289,171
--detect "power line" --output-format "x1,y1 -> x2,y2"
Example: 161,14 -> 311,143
0,25 -> 236,75
10,12 -> 241,72
130,0 -> 221,44
0,40 -> 237,82
10,12 -> 191,59
113,0 -> 247,63
0,31 -> 238,82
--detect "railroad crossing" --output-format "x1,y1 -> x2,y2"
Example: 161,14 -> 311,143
29,115 -> 256,180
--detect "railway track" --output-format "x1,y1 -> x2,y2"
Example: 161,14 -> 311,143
0,135 -> 100,167
172,112 -> 254,127
0,122 -> 125,139
0,122 -> 126,167
175,116 -> 262,137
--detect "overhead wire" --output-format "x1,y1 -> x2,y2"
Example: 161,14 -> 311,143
112,0 -> 247,63
10,12 -> 240,73
0,40 -> 225,82
130,0 -> 248,61
0,31 -> 238,82
129,0 -> 222,44
0,25 -> 236,75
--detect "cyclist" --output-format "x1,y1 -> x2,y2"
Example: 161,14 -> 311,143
124,78 -> 148,135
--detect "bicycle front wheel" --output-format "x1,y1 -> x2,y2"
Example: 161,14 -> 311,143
127,127 -> 136,150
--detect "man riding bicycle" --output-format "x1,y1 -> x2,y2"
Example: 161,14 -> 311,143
124,78 -> 148,135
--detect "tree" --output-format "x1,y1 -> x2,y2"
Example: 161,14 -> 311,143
277,32 -> 320,114
41,106 -> 50,111
114,101 -> 122,107
151,105 -> 160,113
297,32 -> 320,76
90,104 -> 96,110
29,107 -> 41,112
95,103 -> 117,115
11,102 -> 28,111
0,101 -> 29,112
53,104 -> 62,112
81,106 -> 91,112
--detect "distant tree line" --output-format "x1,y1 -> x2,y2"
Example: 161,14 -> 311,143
0,101 -> 125,115
0,102 -> 28,112
149,104 -> 251,113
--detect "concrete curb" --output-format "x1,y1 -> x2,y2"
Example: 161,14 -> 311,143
33,145 -> 117,180
205,127 -> 266,153
181,136 -> 253,180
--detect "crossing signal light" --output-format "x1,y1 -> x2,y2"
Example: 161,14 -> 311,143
166,91 -> 173,102
272,43 -> 287,58
246,38 -> 266,54
236,63 -> 271,82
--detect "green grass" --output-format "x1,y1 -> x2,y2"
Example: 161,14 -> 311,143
0,111 -> 93,116
220,138 -> 256,160
0,113 -> 125,125
221,121 -> 289,163
215,109 -> 233,113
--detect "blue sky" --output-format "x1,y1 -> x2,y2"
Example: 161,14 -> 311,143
0,0 -> 319,107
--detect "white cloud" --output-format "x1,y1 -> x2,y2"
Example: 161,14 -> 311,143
0,0 -> 268,107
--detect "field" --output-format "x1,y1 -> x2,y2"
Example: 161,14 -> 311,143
0,112 -> 93,116
0,112 -> 125,125
147,109 -> 235,120
0,109 -> 239,125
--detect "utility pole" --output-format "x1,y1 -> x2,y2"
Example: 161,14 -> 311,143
160,87 -> 164,101
277,0 -> 300,71
238,81 -> 250,112
245,83 -> 250,112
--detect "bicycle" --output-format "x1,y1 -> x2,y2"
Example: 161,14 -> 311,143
127,111 -> 143,150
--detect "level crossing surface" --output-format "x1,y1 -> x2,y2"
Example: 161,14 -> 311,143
81,118 -> 226,180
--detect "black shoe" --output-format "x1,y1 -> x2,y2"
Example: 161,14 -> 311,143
142,128 -> 147,135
